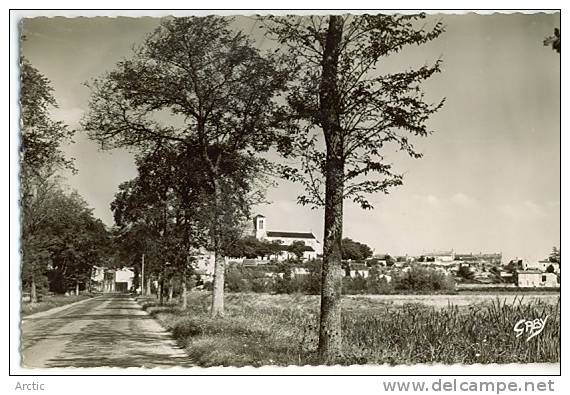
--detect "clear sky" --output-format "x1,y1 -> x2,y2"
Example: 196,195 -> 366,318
20,12 -> 560,263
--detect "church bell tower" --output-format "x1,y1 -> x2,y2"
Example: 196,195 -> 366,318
253,214 -> 266,240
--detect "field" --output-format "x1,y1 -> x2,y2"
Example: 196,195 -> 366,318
140,291 -> 560,367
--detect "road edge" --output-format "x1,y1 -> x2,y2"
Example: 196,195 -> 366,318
21,295 -> 105,321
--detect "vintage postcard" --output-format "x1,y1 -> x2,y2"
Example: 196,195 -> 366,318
13,10 -> 560,375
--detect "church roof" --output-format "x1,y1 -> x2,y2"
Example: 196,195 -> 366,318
266,231 -> 316,239
269,245 -> 315,253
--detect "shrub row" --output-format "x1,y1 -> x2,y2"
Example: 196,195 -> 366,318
217,263 -> 455,294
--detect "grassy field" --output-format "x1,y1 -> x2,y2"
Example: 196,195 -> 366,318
21,294 -> 96,317
140,291 -> 560,367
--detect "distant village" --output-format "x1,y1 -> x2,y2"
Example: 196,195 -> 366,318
93,214 -> 561,293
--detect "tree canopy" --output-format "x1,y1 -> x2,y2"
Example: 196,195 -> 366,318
20,58 -> 75,175
226,236 -> 284,259
20,59 -> 83,301
265,14 -> 445,209
341,237 -> 373,261
21,181 -> 110,295
82,16 -> 288,316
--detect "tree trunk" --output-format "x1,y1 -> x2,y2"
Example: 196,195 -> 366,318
181,276 -> 188,309
146,277 -> 151,298
159,273 -> 164,305
318,156 -> 344,363
141,254 -> 145,296
211,253 -> 225,317
30,275 -> 37,304
210,178 -> 225,317
168,277 -> 174,302
317,15 -> 345,364
75,281 -> 80,296
87,267 -> 92,293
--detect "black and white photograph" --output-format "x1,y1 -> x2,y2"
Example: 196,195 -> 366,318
11,8 -> 561,375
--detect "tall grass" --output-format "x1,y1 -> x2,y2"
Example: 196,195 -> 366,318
338,297 -> 560,365
140,292 -> 560,366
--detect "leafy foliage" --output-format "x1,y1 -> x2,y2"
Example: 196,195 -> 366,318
44,191 -> 110,293
288,241 -> 308,260
19,59 -> 89,299
82,16 -> 288,314
21,183 -> 110,294
110,144 -> 211,282
83,16 -> 288,156
341,237 -> 373,261
393,265 -> 455,292
226,236 -> 284,259
20,58 -> 74,177
264,14 -> 445,209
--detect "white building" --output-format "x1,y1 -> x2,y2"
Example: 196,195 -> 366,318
517,271 -> 559,287
253,214 -> 323,261
424,250 -> 456,263
91,267 -> 134,293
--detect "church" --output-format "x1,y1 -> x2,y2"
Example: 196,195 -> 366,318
253,214 -> 323,261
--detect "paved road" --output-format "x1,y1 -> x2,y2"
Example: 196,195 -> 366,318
20,294 -> 191,368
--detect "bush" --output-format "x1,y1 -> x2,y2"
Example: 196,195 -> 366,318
393,265 -> 455,292
365,272 -> 393,294
341,266 -> 394,295
222,261 -> 455,295
225,266 -> 275,293
274,260 -> 321,294
342,275 -> 368,294
225,267 -> 252,292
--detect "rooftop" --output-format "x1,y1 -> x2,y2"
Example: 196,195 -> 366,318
266,231 -> 316,239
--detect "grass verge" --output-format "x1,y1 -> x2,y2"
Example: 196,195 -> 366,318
21,294 -> 97,317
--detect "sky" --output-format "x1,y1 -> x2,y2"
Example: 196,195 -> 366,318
19,12 -> 560,263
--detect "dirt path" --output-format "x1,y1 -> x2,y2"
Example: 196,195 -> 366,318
20,294 -> 191,368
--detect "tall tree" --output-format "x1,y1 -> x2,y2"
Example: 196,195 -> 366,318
20,58 -> 75,302
44,190 -> 109,294
111,144 -> 206,303
264,14 -> 444,362
83,16 -> 287,316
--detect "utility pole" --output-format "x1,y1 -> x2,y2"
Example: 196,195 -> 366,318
141,254 -> 145,296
